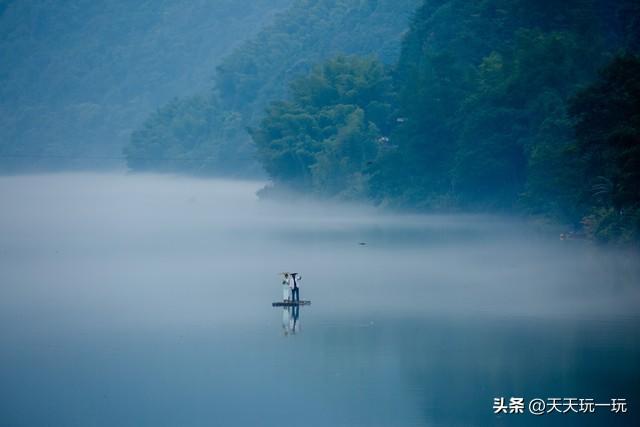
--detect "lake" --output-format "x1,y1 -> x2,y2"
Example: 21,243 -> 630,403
0,173 -> 638,426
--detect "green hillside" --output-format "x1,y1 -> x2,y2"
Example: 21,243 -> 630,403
124,0 -> 421,176
252,0 -> 640,241
0,0 -> 291,171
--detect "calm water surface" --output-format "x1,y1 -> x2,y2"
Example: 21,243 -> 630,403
0,173 -> 639,427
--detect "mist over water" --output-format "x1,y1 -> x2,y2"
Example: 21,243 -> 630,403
0,173 -> 639,427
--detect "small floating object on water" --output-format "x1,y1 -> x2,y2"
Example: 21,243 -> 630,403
272,300 -> 311,307
358,242 -> 367,245
560,231 -> 585,241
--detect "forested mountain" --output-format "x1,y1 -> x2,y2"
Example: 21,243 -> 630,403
214,0 -> 420,122
251,56 -> 395,196
252,0 -> 640,241
568,55 -> 640,242
370,0 -> 609,209
124,0 -> 421,175
0,0 -> 291,171
4,0 -> 638,241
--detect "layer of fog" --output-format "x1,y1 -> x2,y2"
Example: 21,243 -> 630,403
0,173 -> 638,334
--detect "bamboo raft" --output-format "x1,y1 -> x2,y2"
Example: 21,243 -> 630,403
272,300 -> 311,307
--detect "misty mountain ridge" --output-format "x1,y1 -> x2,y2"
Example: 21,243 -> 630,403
0,0 -> 293,171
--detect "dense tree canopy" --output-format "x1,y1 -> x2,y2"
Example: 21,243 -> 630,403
124,0 -> 421,176
214,0 -> 421,121
6,0 -> 638,242
123,95 -> 253,176
568,55 -> 640,242
252,56 -> 394,197
249,0 -> 640,241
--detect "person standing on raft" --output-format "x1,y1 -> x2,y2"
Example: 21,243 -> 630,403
282,273 -> 292,302
289,273 -> 301,302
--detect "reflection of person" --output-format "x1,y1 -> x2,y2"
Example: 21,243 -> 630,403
282,307 -> 291,336
282,273 -> 291,302
290,273 -> 301,302
290,304 -> 300,334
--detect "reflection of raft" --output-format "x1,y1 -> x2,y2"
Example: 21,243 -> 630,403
272,301 -> 311,307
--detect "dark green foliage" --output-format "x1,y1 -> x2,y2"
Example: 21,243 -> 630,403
6,0 -> 639,242
215,0 -> 421,120
252,56 -> 394,197
251,0 -> 639,243
124,0 -> 421,175
568,55 -> 640,242
454,28 -> 600,209
124,95 -> 257,176
369,0 -> 607,210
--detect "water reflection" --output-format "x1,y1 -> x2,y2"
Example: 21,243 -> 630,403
0,174 -> 638,427
280,305 -> 302,336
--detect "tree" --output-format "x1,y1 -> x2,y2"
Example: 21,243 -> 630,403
251,55 -> 394,197
568,54 -> 640,241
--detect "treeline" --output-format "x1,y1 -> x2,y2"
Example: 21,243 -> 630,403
252,0 -> 640,242
124,0 -> 421,175
0,0 -> 291,171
